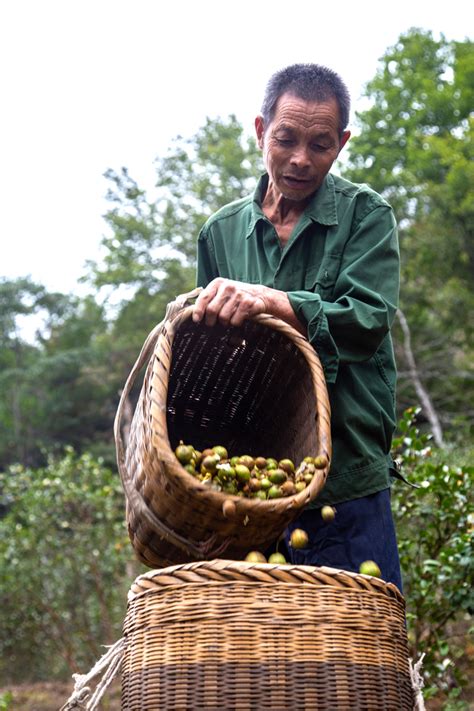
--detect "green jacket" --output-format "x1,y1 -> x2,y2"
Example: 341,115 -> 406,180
197,173 -> 400,506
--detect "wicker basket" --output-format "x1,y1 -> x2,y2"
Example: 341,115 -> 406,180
115,292 -> 332,568
121,559 -> 415,710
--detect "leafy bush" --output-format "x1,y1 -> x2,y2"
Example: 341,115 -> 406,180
392,408 -> 474,707
0,449 -> 144,683
1,414 -> 473,710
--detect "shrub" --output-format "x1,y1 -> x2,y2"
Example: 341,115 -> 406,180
392,408 -> 474,707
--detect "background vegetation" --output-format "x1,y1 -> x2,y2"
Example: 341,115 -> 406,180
0,29 -> 473,709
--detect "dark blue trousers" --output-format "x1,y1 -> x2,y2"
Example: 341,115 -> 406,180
281,488 -> 403,592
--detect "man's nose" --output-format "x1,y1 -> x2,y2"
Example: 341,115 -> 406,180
289,145 -> 311,170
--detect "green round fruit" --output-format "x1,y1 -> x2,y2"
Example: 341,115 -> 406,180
268,552 -> 287,564
279,458 -> 295,474
175,443 -> 194,464
359,560 -> 381,578
269,468 -> 287,485
212,445 -> 228,460
235,464 -> 251,483
267,485 -> 283,499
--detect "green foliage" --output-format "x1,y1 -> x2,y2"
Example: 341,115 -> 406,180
344,29 -> 474,437
0,285 -> 115,469
0,691 -> 12,711
392,408 -> 474,705
85,115 -> 262,317
0,449 -> 144,683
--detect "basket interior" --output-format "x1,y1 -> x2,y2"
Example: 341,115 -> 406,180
166,318 -> 319,463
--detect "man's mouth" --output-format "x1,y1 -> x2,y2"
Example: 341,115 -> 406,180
283,175 -> 311,187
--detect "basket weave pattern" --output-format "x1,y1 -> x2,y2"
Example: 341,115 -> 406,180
121,560 -> 414,710
116,298 -> 332,568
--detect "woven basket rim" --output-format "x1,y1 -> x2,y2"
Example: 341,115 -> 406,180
151,305 -> 332,517
127,559 -> 404,604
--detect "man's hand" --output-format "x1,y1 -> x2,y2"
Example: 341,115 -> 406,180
193,278 -> 269,327
192,277 -> 307,336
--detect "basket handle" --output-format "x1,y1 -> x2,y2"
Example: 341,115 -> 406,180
113,287 -> 202,452
113,288 -> 234,559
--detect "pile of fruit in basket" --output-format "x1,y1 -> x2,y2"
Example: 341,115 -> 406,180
174,441 -> 328,499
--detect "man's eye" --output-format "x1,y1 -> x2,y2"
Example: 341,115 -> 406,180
276,138 -> 294,146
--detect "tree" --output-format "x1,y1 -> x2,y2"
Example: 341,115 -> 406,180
344,30 -> 474,439
85,115 -> 262,328
0,280 -> 115,469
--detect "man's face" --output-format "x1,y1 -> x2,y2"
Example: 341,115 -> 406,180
255,93 -> 350,204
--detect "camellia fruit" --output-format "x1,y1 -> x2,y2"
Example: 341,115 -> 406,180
245,551 -> 267,563
359,560 -> 382,578
313,455 -> 329,469
212,445 -> 228,460
289,528 -> 309,549
268,552 -> 287,564
175,442 -> 194,464
222,499 -> 236,519
321,505 -> 336,522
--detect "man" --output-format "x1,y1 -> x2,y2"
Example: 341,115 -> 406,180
193,63 -> 402,590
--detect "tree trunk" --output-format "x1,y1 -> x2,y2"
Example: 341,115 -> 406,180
396,309 -> 444,447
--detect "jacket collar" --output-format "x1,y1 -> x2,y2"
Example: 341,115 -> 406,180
245,173 -> 338,238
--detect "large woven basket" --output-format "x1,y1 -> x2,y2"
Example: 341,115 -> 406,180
115,291 -> 332,568
121,559 -> 415,710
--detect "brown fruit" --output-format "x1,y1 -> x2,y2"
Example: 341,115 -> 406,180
222,499 -> 237,519
280,480 -> 296,497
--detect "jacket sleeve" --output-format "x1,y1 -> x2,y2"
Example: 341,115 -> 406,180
196,225 -> 219,288
287,204 -> 399,384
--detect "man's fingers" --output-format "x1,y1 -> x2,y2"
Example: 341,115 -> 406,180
193,282 -> 219,322
193,279 -> 268,327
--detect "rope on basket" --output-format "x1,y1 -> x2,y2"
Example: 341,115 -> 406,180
409,653 -> 426,711
60,637 -> 126,711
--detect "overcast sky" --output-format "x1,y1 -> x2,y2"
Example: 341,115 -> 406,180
1,1 -> 471,294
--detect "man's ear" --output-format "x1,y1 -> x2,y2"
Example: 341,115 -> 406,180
338,130 -> 351,154
255,115 -> 265,149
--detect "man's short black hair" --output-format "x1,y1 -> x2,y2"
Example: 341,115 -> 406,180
261,63 -> 351,136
